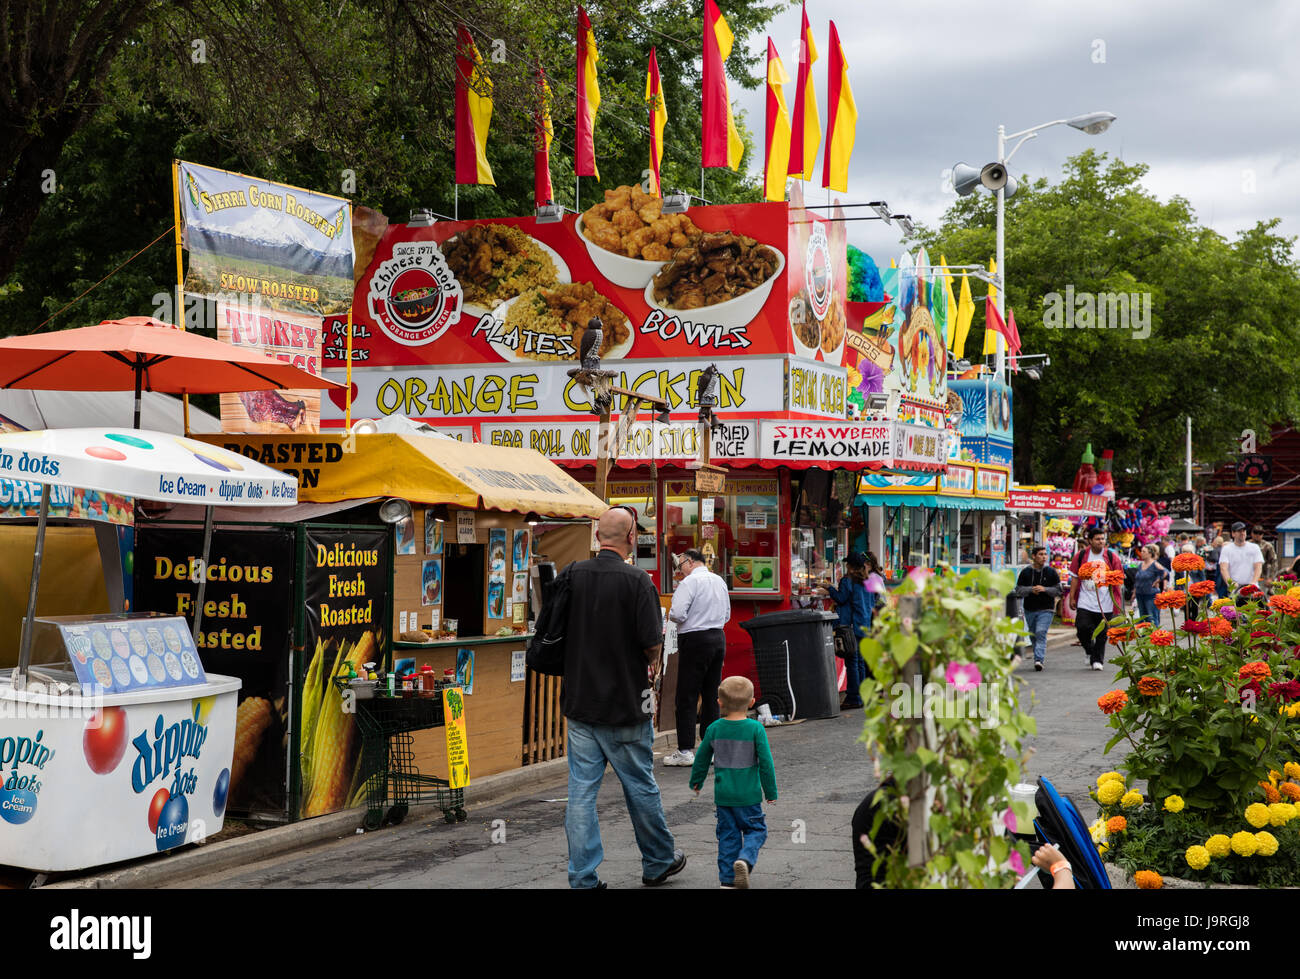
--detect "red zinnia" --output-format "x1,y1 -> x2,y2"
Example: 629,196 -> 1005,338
1181,620 -> 1209,635
1149,629 -> 1175,646
1137,676 -> 1167,696
1239,662 -> 1273,681
1154,590 -> 1188,610
1240,679 -> 1263,702
1098,690 -> 1129,715
1280,573 -> 1298,582
1241,584 -> 1263,598
1267,680 -> 1300,702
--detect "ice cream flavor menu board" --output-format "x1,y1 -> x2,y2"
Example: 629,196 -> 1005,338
57,617 -> 207,694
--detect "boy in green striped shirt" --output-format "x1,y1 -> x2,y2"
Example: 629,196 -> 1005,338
689,676 -> 778,889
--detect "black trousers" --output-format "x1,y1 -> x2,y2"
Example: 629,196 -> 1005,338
1074,608 -> 1110,664
675,628 -> 726,752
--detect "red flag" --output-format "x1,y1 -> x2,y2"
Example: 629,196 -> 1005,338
454,26 -> 495,185
702,0 -> 743,169
1006,307 -> 1022,356
787,2 -> 820,179
646,48 -> 667,197
534,67 -> 554,208
575,6 -> 600,179
985,298 -> 1021,355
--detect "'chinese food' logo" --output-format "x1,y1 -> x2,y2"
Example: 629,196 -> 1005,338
805,224 -> 833,321
368,241 -> 464,347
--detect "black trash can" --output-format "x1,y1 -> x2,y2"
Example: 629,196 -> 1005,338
739,609 -> 840,720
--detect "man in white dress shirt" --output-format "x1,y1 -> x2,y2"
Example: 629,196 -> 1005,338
662,549 -> 732,767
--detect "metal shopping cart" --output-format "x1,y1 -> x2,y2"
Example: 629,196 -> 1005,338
336,681 -> 467,830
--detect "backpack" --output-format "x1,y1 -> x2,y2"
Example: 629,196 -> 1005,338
525,566 -> 573,676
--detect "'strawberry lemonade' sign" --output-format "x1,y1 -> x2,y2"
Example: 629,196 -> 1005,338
0,731 -> 53,825
761,421 -> 891,464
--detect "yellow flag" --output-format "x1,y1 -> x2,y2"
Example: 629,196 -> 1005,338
953,269 -> 976,359
982,258 -> 999,356
711,6 -> 745,169
940,255 -> 959,352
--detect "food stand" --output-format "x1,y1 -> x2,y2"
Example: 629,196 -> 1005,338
1005,488 -> 1109,623
315,185 -> 951,693
137,431 -> 605,808
0,427 -> 297,871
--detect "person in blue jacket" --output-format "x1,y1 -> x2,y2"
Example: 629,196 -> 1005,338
822,551 -> 873,710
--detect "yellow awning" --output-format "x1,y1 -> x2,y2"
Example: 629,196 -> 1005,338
198,433 -> 608,518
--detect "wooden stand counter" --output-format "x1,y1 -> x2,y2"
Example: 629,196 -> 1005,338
394,635 -> 533,780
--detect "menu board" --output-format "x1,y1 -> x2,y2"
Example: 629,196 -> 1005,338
56,616 -> 207,694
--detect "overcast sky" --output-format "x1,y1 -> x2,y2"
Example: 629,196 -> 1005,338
729,0 -> 1300,268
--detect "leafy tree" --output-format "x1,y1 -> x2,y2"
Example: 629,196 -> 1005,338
914,151 -> 1300,493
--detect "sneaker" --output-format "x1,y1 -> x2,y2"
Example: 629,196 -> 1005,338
733,860 -> 751,889
662,749 -> 695,767
1034,662 -> 1043,672
1092,662 -> 1104,671
642,850 -> 687,886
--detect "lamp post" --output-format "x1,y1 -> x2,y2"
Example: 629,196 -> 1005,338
991,112 -> 1116,383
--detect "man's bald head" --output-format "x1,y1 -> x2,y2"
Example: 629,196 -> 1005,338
597,507 -> 635,552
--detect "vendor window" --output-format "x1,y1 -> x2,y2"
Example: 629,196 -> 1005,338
662,477 -> 780,593
792,471 -> 851,593
608,481 -> 657,576
442,543 -> 485,638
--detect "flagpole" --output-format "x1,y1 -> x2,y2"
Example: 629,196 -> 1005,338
575,174 -> 580,213
455,184 -> 459,221
171,160 -> 191,435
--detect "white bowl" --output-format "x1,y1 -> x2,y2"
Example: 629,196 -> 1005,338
643,245 -> 786,335
574,214 -> 667,290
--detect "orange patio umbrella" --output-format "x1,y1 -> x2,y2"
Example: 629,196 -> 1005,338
0,316 -> 342,428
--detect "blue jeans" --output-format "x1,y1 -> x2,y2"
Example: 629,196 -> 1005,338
837,625 -> 866,705
1136,594 -> 1160,626
565,718 -> 677,888
1024,609 -> 1053,663
716,804 -> 767,884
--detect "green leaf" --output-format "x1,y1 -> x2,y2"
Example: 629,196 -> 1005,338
954,849 -> 982,877
890,634 -> 920,666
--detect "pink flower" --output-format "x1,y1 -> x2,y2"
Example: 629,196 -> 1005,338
865,574 -> 886,594
1219,606 -> 1240,621
945,661 -> 983,692
907,566 -> 934,593
1009,850 -> 1026,875
1003,807 -> 1018,834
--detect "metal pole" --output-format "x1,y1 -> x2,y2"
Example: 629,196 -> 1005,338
454,184 -> 459,222
133,358 -> 143,430
192,505 -> 215,643
1185,415 -> 1192,492
995,124 -> 1007,386
17,484 -> 51,680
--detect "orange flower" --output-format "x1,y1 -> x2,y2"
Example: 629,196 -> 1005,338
1103,569 -> 1126,587
1239,662 -> 1273,681
1189,580 -> 1217,598
1107,815 -> 1128,833
1154,590 -> 1188,610
1108,626 -> 1135,644
1137,676 -> 1167,696
1282,782 -> 1300,802
1172,553 -> 1206,572
1098,690 -> 1129,714
1149,629 -> 1175,646
1076,562 -> 1103,580
1268,595 -> 1300,616
1207,618 -> 1233,638
1135,620 -> 1154,632
1261,782 -> 1283,803
1134,870 -> 1164,889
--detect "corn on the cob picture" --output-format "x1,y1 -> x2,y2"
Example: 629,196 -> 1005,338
300,630 -> 376,818
230,696 -> 274,800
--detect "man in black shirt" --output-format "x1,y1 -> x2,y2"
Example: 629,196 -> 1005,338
561,506 -> 686,889
1015,546 -> 1061,671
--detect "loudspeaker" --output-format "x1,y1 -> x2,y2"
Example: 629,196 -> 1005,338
980,162 -> 1008,190
952,162 -> 983,197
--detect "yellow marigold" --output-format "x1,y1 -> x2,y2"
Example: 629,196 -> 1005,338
1231,831 -> 1259,856
1261,781 -> 1282,803
1206,834 -> 1231,858
1268,802 -> 1296,827
1121,790 -> 1144,809
1106,815 -> 1128,833
1097,771 -> 1125,787
1185,845 -> 1211,870
1282,782 -> 1300,802
1286,762 -> 1300,780
1098,780 -> 1126,806
1245,803 -> 1271,828
1255,831 -> 1279,857
1134,870 -> 1163,889
1269,770 -> 1281,786
1211,597 -> 1233,609
1163,795 -> 1186,813
1288,585 -> 1300,600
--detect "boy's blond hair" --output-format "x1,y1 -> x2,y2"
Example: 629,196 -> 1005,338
718,675 -> 754,713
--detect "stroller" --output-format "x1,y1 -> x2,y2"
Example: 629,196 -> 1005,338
1015,776 -> 1112,889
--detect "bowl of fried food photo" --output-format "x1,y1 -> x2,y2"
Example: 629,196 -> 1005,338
644,231 -> 785,332
575,184 -> 701,289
